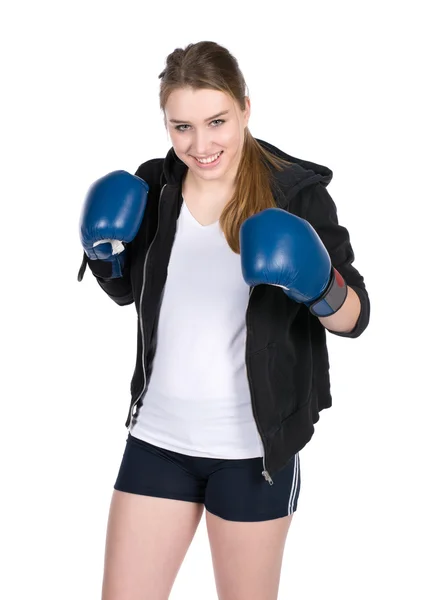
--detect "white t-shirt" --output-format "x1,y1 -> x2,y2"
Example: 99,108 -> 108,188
130,198 -> 264,459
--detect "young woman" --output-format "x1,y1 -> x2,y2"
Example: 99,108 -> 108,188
78,41 -> 370,600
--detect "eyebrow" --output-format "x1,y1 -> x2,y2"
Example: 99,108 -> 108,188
168,110 -> 230,124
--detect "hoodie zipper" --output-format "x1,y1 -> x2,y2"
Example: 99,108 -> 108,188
128,184 -> 166,429
246,287 -> 274,486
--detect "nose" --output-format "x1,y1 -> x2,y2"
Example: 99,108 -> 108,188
192,128 -> 213,156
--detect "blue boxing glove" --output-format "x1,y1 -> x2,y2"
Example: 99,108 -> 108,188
79,170 -> 149,279
239,208 -> 348,317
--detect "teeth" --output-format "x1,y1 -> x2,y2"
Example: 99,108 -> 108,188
195,151 -> 222,164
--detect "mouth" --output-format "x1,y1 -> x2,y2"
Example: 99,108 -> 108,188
192,150 -> 223,167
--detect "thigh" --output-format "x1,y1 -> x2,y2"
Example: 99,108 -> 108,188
205,452 -> 300,522
206,509 -> 293,600
102,489 -> 204,600
114,433 -> 207,503
102,434 -> 207,600
204,453 -> 300,600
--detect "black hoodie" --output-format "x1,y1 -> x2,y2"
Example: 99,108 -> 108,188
78,139 -> 370,484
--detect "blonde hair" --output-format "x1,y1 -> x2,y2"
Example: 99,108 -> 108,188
159,41 -> 292,253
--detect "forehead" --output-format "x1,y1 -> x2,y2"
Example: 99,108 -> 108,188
165,87 -> 235,121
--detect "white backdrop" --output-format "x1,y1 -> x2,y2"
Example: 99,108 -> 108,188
1,1 -> 430,598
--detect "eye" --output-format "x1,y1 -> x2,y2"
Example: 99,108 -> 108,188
175,119 -> 225,133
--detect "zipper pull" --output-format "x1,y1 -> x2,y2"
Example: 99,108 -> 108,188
262,470 -> 274,485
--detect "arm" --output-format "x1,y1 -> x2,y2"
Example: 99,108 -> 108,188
317,285 -> 361,334
77,166 -> 149,307
304,183 -> 370,338
77,249 -> 134,306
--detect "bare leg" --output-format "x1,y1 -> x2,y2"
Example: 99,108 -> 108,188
206,510 -> 294,600
101,490 -> 204,600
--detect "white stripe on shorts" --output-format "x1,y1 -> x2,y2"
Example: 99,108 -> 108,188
288,453 -> 300,514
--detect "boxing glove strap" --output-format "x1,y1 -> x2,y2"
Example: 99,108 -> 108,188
309,267 -> 348,317
77,252 -> 88,282
77,250 -> 125,281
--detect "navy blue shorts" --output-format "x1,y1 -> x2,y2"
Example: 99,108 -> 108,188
113,433 -> 301,522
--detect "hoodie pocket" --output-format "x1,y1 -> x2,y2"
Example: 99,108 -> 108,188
248,342 -> 299,429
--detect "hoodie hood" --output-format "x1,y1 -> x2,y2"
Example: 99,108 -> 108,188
161,137 -> 333,209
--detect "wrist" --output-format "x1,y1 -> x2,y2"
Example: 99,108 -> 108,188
308,267 -> 348,317
77,248 -> 127,281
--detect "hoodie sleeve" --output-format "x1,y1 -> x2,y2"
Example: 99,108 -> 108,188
78,250 -> 134,306
76,165 -> 147,307
303,183 -> 370,338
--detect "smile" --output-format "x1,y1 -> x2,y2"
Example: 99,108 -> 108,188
193,151 -> 223,164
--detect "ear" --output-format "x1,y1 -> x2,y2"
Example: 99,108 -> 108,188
243,96 -> 251,127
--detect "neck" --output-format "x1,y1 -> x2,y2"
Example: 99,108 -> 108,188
183,169 -> 236,200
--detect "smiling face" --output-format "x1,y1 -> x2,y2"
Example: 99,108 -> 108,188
164,87 -> 250,186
